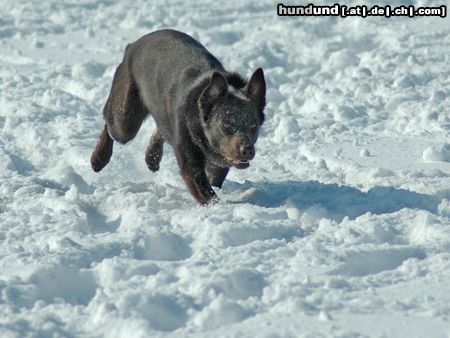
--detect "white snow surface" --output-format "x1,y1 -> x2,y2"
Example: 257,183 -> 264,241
1,0 -> 450,337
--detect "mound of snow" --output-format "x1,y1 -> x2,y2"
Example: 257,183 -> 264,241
422,144 -> 450,162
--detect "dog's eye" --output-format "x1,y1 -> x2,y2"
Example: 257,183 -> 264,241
222,123 -> 234,134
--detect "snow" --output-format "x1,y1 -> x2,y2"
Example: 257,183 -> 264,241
1,0 -> 450,337
423,144 -> 450,162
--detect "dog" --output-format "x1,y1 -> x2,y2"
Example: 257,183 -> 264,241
91,29 -> 266,205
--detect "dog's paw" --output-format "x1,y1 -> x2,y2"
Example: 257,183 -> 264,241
90,153 -> 109,173
146,163 -> 160,172
145,152 -> 162,172
204,194 -> 220,206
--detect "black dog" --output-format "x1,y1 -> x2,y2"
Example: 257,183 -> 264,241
91,29 -> 266,205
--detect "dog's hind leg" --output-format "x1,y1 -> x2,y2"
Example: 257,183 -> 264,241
206,162 -> 229,189
145,129 -> 164,172
91,51 -> 149,173
91,125 -> 114,172
103,60 -> 149,145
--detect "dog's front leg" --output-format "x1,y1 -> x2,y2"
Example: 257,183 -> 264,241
175,147 -> 218,205
180,169 -> 218,205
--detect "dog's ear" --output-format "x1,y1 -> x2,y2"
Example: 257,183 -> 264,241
204,72 -> 227,101
199,72 -> 227,122
246,68 -> 266,112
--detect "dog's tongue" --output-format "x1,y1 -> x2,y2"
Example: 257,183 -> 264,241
234,161 -> 250,169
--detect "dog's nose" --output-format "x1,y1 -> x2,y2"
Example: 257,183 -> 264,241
239,144 -> 255,160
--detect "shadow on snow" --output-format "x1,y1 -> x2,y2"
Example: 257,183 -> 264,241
228,180 -> 440,222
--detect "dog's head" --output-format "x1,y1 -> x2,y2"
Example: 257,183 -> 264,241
198,68 -> 266,169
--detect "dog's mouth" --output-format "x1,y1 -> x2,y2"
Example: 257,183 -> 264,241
224,156 -> 250,169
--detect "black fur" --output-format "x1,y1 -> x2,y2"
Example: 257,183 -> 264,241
91,29 -> 266,205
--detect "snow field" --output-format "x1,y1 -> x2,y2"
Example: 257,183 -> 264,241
1,0 -> 450,337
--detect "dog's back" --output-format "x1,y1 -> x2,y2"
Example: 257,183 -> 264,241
125,30 -> 224,140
